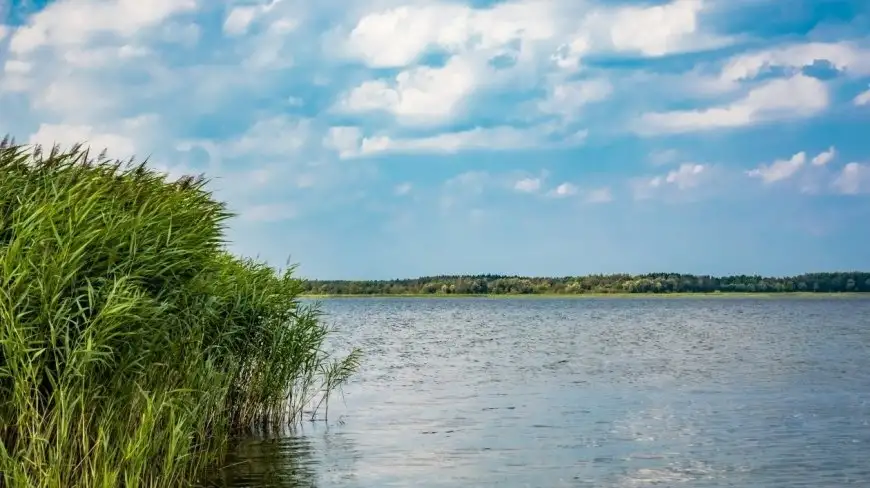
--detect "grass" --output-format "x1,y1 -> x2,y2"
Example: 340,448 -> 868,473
0,140 -> 361,488
301,292 -> 870,299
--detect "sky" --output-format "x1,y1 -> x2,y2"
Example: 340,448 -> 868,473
1,0 -> 870,279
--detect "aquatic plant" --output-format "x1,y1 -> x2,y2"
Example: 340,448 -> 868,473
0,138 -> 361,487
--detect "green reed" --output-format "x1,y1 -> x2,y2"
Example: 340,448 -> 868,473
0,138 -> 361,487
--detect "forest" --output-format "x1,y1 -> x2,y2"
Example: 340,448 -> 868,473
302,272 -> 870,295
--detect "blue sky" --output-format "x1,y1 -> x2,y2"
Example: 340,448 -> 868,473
2,0 -> 870,279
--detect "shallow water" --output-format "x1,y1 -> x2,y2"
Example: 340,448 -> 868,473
213,297 -> 870,487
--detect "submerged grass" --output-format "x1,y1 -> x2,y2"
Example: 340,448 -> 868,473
0,139 -> 361,487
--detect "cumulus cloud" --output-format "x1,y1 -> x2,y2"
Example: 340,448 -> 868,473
747,147 -> 844,192
223,6 -> 260,36
7,0 -> 197,55
514,177 -> 542,193
224,116 -> 311,158
589,0 -> 725,57
340,0 -> 722,69
812,146 -> 836,166
28,123 -> 136,157
542,182 -> 613,202
337,56 -> 481,125
2,0 -> 866,241
324,126 -> 364,159
659,163 -> 706,189
339,1 -> 559,69
855,86 -> 870,106
538,78 -> 612,120
832,163 -> 870,195
633,163 -> 709,200
26,114 -> 161,159
637,74 -> 828,134
548,182 -> 578,198
746,152 -> 806,184
334,0 -> 726,129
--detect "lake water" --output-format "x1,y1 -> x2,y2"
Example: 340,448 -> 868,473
213,297 -> 870,487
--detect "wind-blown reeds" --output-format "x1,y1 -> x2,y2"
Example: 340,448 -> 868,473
0,138 -> 360,487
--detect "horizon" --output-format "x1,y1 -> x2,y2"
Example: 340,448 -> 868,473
3,0 -> 870,279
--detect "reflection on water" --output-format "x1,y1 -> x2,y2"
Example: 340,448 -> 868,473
215,298 -> 870,487
206,424 -> 362,487
209,433 -> 318,488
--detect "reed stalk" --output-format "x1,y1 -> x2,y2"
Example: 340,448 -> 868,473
0,138 -> 360,487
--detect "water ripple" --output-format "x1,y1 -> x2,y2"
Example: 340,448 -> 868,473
213,297 -> 870,487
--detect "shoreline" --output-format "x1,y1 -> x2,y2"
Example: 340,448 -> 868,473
300,292 -> 870,299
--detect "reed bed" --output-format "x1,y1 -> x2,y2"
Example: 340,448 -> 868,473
0,139 -> 360,487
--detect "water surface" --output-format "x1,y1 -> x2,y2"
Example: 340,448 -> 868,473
214,297 -> 870,487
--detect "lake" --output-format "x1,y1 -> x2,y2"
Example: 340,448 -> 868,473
211,297 -> 870,487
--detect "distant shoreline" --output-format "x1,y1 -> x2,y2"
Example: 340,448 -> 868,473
302,273 -> 870,296
301,292 -> 870,299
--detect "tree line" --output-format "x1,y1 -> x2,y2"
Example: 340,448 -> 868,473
302,272 -> 870,295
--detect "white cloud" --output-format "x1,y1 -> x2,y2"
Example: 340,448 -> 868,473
336,0 -> 723,127
548,182 -> 578,198
27,120 -> 152,159
746,151 -> 806,184
341,0 -> 721,69
394,182 -> 413,196
538,78 -> 612,119
4,60 -> 32,75
584,187 -> 613,203
661,163 -> 707,189
721,42 -> 870,83
812,146 -> 836,166
32,77 -> 119,119
855,86 -> 870,106
8,0 -> 197,55
514,177 -> 542,193
595,0 -> 723,57
342,4 -> 459,68
634,163 -> 708,199
223,6 -> 260,36
341,1 -> 558,68
551,36 -> 590,71
553,0 -> 726,67
339,80 -> 398,112
338,56 -> 481,125
832,162 -> 870,195
225,116 -> 310,158
324,126 -> 363,159
638,74 -> 828,134
0,25 -> 8,42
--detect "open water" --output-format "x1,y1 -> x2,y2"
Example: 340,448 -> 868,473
213,297 -> 870,487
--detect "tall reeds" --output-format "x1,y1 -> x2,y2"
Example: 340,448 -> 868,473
0,139 -> 360,487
